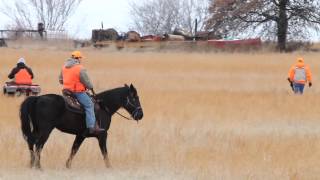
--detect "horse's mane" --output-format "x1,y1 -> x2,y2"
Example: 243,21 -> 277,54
97,86 -> 128,98
96,86 -> 130,107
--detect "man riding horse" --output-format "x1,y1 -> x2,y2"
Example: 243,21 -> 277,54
59,51 -> 104,135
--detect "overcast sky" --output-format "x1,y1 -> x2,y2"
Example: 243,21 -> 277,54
67,0 -> 132,39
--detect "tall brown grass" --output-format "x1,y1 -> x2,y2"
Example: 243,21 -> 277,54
1,46 -> 320,179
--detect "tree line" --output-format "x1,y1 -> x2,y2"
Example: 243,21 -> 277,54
1,0 -> 320,51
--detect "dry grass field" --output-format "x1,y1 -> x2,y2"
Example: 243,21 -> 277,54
1,44 -> 320,179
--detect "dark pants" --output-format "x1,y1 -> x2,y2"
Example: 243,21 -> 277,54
293,83 -> 305,94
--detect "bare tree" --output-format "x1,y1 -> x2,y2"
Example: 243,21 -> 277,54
129,0 -> 209,35
206,0 -> 320,51
179,0 -> 209,34
0,0 -> 82,31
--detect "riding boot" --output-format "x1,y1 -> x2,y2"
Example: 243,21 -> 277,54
88,125 -> 104,135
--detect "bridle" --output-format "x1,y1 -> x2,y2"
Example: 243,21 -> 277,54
126,96 -> 142,116
100,95 -> 141,121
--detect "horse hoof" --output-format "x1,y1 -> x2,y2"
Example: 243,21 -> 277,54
34,166 -> 43,171
66,162 -> 71,169
105,164 -> 112,168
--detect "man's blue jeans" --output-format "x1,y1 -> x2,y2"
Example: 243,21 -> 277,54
74,92 -> 95,128
293,83 -> 305,94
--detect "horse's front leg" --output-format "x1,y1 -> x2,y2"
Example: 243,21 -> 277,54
98,133 -> 111,168
66,135 -> 85,169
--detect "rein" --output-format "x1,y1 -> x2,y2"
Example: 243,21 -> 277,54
99,103 -> 133,120
115,111 -> 132,120
97,98 -> 134,121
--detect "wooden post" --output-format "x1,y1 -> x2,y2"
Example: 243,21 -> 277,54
194,18 -> 198,41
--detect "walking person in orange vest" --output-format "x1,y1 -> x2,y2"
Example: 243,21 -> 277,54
287,57 -> 312,94
8,58 -> 33,84
59,51 -> 104,135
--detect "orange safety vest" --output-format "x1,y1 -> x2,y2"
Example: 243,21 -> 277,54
15,69 -> 32,84
288,64 -> 312,84
293,67 -> 306,84
62,64 -> 86,92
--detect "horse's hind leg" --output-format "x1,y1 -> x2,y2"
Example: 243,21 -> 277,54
34,130 -> 52,169
34,144 -> 44,170
66,135 -> 85,169
28,142 -> 35,168
98,133 -> 111,168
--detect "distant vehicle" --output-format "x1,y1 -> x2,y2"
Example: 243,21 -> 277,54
208,38 -> 262,49
92,28 -> 119,48
3,82 -> 41,96
0,38 -> 7,47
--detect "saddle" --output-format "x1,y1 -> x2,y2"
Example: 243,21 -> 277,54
62,89 -> 100,114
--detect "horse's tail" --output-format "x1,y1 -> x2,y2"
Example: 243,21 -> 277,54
20,96 -> 38,144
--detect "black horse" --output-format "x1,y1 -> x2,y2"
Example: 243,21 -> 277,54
20,84 -> 143,169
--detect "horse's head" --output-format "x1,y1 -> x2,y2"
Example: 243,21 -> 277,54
122,84 -> 143,121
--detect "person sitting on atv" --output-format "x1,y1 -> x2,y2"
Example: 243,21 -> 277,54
8,58 -> 34,84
